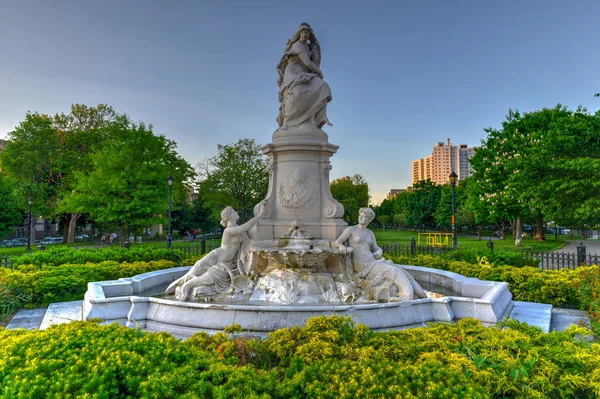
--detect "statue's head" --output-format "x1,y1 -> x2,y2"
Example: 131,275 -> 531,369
220,206 -> 238,227
298,22 -> 314,43
358,207 -> 376,225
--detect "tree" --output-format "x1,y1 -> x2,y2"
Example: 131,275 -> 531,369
64,118 -> 194,245
53,104 -> 118,243
535,108 -> 600,237
330,174 -> 369,224
377,215 -> 390,230
197,139 -> 268,222
471,105 -> 600,244
405,180 -> 441,230
0,175 -> 23,237
0,112 -> 61,244
1,105 -> 122,244
392,213 -> 406,230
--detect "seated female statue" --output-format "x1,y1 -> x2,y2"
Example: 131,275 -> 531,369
165,203 -> 265,301
335,208 -> 426,302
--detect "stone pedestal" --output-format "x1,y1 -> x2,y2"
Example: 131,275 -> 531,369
254,125 -> 347,241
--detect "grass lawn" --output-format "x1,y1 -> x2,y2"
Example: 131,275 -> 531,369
372,228 -> 570,251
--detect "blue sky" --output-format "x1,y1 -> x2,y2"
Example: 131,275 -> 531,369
1,0 -> 599,203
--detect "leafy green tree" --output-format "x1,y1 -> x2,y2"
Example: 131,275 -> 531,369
53,104 -> 118,243
372,197 -> 395,222
0,112 -> 61,243
534,107 -> 600,237
197,139 -> 268,223
392,213 -> 406,230
330,174 -> 369,224
405,180 -> 441,231
377,214 -> 390,230
455,208 -> 476,234
0,175 -> 23,237
64,118 -> 194,245
471,105 -> 600,244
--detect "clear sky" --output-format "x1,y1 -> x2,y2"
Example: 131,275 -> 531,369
1,0 -> 599,204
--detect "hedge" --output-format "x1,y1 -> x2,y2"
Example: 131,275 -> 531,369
0,316 -> 598,398
11,246 -> 184,267
0,260 -> 177,320
388,254 -> 600,334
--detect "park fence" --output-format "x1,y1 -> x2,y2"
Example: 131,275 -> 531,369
381,241 -> 599,271
170,241 -> 220,260
0,241 -> 598,271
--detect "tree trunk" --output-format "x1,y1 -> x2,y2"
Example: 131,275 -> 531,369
514,214 -> 522,247
67,213 -> 82,244
535,214 -> 544,241
29,216 -> 35,246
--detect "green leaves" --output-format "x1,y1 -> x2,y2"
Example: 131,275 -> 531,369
330,174 -> 369,224
66,119 -> 194,238
468,105 -> 600,237
197,138 -> 268,223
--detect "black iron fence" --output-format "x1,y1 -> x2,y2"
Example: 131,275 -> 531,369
0,240 -> 597,271
515,248 -> 600,270
380,240 -> 599,271
170,241 -> 220,261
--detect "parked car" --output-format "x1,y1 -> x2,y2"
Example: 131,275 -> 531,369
75,234 -> 90,241
9,238 -> 29,247
41,237 -> 64,245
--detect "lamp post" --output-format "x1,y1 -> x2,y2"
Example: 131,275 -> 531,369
449,171 -> 458,249
167,174 -> 174,248
27,197 -> 33,251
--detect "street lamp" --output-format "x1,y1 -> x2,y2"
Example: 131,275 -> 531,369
449,171 -> 458,249
167,174 -> 174,248
27,197 -> 33,251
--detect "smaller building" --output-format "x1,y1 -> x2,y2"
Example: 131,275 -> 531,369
387,187 -> 412,199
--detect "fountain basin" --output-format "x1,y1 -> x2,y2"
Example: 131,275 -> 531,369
83,265 -> 513,338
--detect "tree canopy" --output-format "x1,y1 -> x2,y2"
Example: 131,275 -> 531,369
330,174 -> 369,224
61,117 -> 194,243
196,138 -> 268,223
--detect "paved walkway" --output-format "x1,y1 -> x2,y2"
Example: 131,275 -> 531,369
552,240 -> 600,255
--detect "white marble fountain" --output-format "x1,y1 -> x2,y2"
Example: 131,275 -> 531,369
83,22 -> 513,337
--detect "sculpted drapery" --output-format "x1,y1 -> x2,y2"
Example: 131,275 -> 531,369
276,23 -> 332,130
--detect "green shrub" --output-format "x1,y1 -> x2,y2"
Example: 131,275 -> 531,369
442,247 -> 539,268
0,260 -> 176,311
12,246 -> 183,267
389,254 -> 600,335
0,316 -> 598,398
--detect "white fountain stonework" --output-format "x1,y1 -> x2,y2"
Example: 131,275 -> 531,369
83,22 -> 514,336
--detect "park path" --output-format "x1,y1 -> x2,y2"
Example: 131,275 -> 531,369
551,240 -> 600,255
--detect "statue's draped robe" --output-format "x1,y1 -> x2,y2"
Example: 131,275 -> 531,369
180,232 -> 252,297
278,41 -> 332,129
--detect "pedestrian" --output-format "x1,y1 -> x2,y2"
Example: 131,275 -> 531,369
101,235 -> 106,245
193,229 -> 198,242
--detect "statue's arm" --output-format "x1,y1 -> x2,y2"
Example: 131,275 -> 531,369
292,42 -> 323,77
335,227 -> 353,252
226,213 -> 262,236
225,201 -> 267,236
